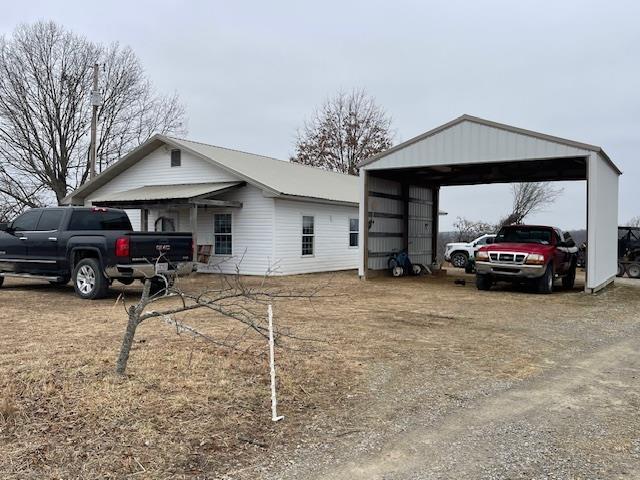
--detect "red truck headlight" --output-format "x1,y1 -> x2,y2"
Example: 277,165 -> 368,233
525,253 -> 545,265
115,237 -> 130,257
476,251 -> 489,261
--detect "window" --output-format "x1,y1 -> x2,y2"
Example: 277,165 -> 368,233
68,210 -> 132,231
214,213 -> 232,255
171,149 -> 181,167
12,210 -> 42,231
37,209 -> 64,231
563,232 -> 576,248
302,216 -> 314,256
495,226 -> 552,245
475,236 -> 489,246
349,218 -> 359,247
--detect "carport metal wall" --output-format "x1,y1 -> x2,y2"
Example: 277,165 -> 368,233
358,115 -> 621,293
364,176 -> 436,271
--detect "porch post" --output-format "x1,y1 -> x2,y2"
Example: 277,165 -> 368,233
190,205 -> 198,262
140,209 -> 149,232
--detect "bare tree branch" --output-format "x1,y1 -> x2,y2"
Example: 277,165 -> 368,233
498,182 -> 564,227
115,266 -> 338,375
291,88 -> 393,175
0,21 -> 187,214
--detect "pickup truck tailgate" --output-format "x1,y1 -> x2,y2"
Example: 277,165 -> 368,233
128,232 -> 193,263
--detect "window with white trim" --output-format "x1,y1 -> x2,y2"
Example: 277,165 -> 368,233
349,218 -> 359,247
170,149 -> 181,167
214,213 -> 232,255
302,215 -> 314,256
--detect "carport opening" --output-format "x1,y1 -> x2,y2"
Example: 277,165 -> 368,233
362,156 -> 591,287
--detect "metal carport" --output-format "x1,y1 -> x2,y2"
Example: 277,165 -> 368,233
358,115 -> 621,293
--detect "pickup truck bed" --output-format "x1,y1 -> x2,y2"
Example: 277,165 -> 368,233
0,207 -> 194,299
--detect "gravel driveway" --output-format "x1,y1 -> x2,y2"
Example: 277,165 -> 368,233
245,273 -> 640,480
308,338 -> 640,479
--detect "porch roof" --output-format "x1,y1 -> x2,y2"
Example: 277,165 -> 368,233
92,182 -> 242,204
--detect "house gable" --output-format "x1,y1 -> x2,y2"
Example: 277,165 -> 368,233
84,146 -> 240,204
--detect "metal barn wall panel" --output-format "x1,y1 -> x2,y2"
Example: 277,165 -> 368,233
366,175 -> 403,270
408,185 -> 434,266
364,120 -> 591,171
586,152 -> 619,292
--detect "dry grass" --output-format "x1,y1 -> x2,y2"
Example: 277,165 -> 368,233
1,270 -> 639,478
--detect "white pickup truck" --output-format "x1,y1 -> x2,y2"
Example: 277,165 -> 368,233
444,234 -> 496,268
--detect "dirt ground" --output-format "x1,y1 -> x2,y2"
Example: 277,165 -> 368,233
1,269 -> 639,479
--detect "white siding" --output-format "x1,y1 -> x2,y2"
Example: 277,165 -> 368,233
84,146 -> 238,230
79,145 -> 361,276
273,199 -> 359,275
586,152 -> 619,292
365,120 -> 591,171
197,185 -> 275,276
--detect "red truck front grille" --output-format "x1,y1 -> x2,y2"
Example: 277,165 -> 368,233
488,252 -> 526,264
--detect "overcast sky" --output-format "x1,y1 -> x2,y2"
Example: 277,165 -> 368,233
2,0 -> 638,230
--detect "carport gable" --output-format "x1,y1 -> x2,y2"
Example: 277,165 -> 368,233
360,114 -> 618,176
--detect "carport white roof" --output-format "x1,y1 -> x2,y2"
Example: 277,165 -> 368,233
360,114 -> 621,174
63,135 -> 359,205
91,182 -> 241,202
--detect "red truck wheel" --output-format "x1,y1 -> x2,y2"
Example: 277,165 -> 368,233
537,265 -> 554,294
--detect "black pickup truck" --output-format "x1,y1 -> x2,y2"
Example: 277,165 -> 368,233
0,207 -> 194,299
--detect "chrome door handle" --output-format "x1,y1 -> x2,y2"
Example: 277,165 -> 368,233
19,237 -> 28,241
48,237 -> 58,242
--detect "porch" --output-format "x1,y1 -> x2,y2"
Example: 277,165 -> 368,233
91,182 -> 245,262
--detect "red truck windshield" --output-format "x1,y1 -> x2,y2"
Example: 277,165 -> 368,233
68,210 -> 132,231
495,227 -> 553,245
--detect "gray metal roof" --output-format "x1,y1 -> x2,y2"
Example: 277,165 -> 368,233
166,136 -> 359,204
63,136 -> 359,206
91,182 -> 241,202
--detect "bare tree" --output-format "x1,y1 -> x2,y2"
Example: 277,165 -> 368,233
291,89 -> 393,175
627,216 -> 640,228
115,270 -> 328,376
0,21 -> 186,213
497,182 -> 564,227
452,216 -> 494,242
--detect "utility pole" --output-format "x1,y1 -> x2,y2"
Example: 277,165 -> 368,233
89,63 -> 101,179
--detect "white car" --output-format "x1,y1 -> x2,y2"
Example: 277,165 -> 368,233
444,234 -> 496,268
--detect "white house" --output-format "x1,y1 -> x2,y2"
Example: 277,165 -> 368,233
63,135 -> 360,275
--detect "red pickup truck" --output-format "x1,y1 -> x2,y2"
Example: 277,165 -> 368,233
475,225 -> 578,294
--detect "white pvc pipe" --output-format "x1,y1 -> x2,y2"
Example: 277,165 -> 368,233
268,304 -> 284,422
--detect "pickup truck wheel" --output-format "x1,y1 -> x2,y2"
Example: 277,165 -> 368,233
476,274 -> 491,291
450,252 -> 468,269
537,264 -> 554,294
73,258 -> 109,300
562,263 -> 576,289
